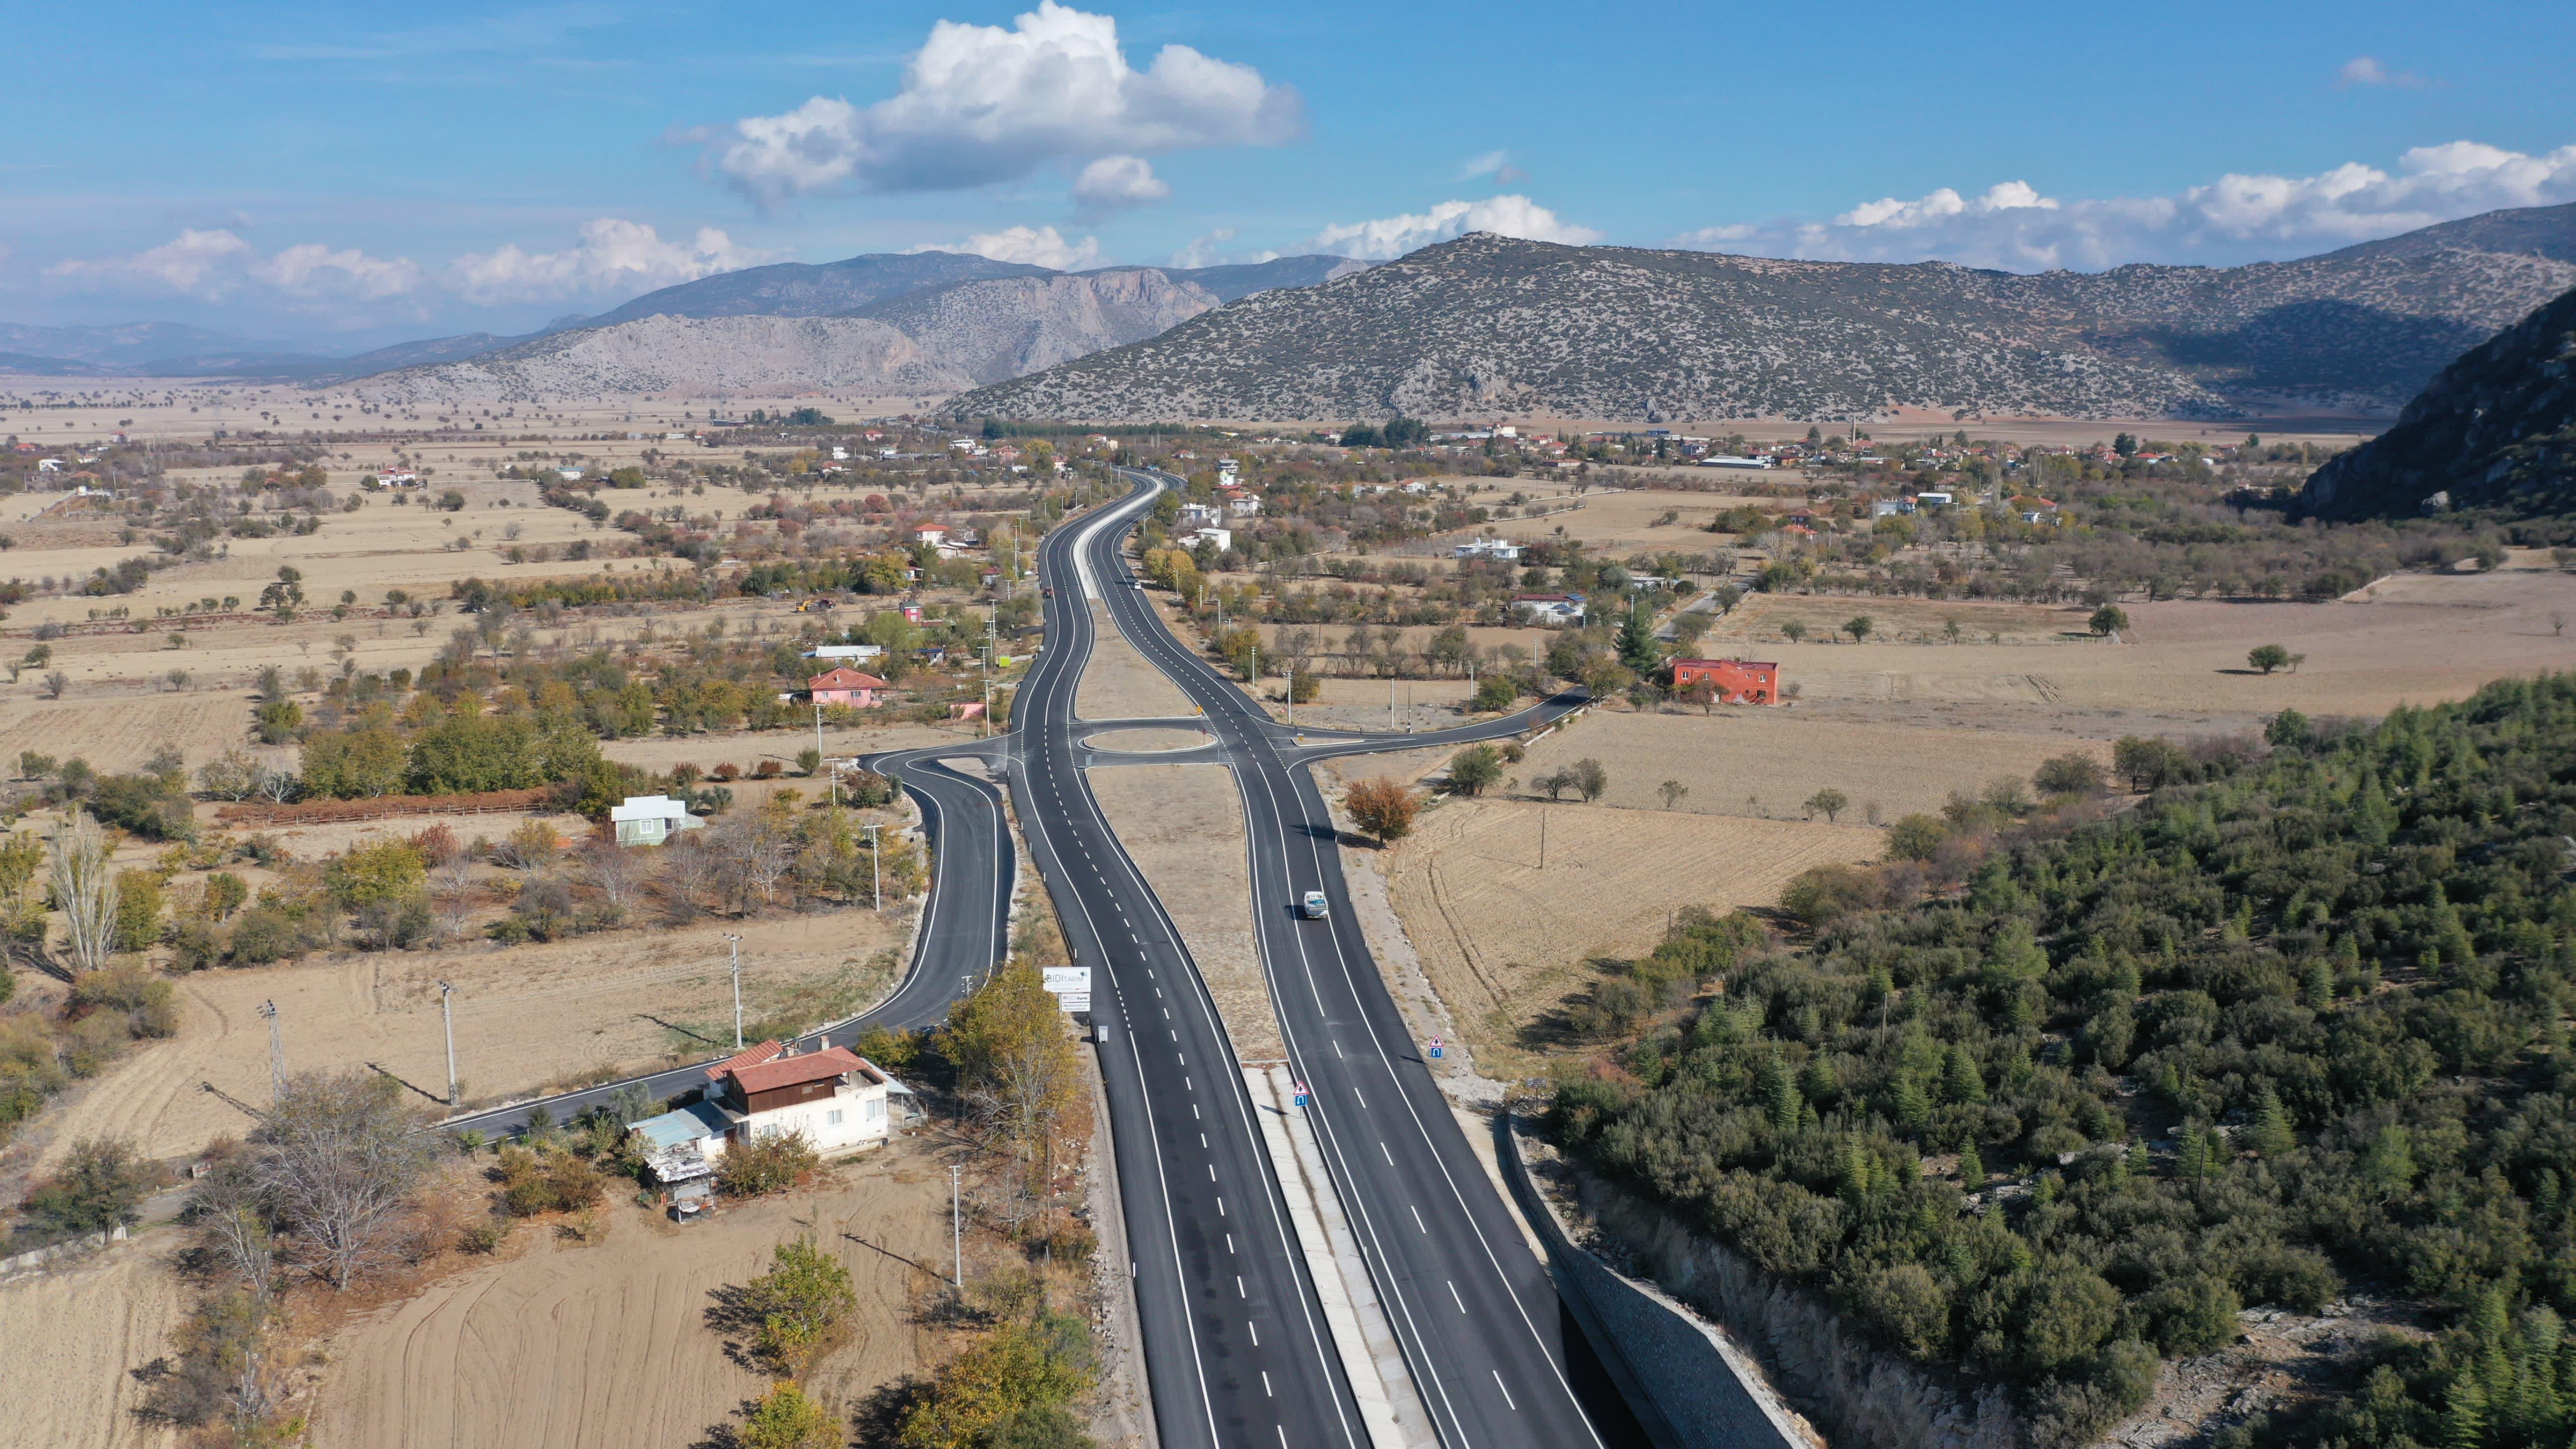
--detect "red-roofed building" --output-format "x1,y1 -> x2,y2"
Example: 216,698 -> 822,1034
808,667 -> 888,707
713,1041 -> 899,1154
1670,658 -> 1782,705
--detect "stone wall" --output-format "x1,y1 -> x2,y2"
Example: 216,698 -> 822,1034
1498,1115 -> 1809,1449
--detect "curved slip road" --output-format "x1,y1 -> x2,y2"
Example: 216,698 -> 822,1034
440,745 -> 1014,1139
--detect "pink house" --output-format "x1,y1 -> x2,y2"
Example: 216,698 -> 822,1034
809,667 -> 889,707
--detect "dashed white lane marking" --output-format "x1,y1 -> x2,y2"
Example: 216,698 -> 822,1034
1412,1205 -> 1426,1233
1379,1142 -> 1393,1165
1449,1280 -> 1465,1312
1494,1371 -> 1518,1411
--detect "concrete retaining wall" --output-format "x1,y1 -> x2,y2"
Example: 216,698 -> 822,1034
1497,1115 -> 1808,1449
0,1224 -> 127,1279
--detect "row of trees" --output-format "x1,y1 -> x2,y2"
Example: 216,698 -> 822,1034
1555,674 -> 2576,1447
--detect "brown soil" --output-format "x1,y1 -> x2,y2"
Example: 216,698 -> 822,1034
1075,602 -> 1193,720
0,1245 -> 186,1449
1086,763 -> 1279,1062
310,1140 -> 954,1449
1367,799 -> 1880,1079
1085,728 -> 1213,752
1512,707 -> 2106,824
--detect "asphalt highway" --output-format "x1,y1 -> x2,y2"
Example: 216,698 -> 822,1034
1011,480 -> 1370,1449
1077,471 -> 1619,1448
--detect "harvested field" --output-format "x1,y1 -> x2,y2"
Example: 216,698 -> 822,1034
1368,801 -> 1880,1078
0,1244 -> 185,1449
1514,707 -> 2102,823
1710,594 -> 2082,646
1077,602 -> 1193,719
30,907 -> 913,1170
0,688 -> 256,774
311,1142 -> 952,1449
1711,561 -> 2576,730
1088,762 -> 1278,1061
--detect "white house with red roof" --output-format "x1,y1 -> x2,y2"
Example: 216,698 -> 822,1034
808,666 -> 888,707
627,1039 -> 906,1183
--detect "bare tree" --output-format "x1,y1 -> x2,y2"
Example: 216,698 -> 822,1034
49,812 -> 117,974
709,813 -> 794,913
249,1071 -> 436,1291
432,853 -> 476,942
581,839 -> 646,919
253,766 -> 299,806
197,747 -> 262,802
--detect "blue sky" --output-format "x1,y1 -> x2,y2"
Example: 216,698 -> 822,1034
5,0 -> 2571,348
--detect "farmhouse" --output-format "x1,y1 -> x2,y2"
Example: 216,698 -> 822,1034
808,667 -> 888,707
627,1040 -> 908,1184
1453,537 -> 1523,562
608,794 -> 704,847
1670,658 -> 1782,705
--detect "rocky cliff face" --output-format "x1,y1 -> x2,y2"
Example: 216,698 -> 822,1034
953,225 -> 2576,423
349,314 -> 974,404
2298,282 -> 2576,521
851,269 -> 1222,384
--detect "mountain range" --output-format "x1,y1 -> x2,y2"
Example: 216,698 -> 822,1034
2297,280 -> 2576,522
955,204 -> 2576,423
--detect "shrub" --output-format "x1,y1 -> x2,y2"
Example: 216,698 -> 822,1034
67,961 -> 180,1038
1883,813 -> 1947,862
1342,778 -> 1421,845
225,906 -> 303,965
23,1136 -> 158,1236
739,1383 -> 842,1449
2032,753 -> 2107,795
1445,745 -> 1503,796
1778,863 -> 1878,926
493,1144 -> 603,1217
717,1131 -> 821,1197
742,1238 -> 858,1377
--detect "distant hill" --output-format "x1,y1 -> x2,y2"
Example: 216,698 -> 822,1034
2297,282 -> 2576,521
347,315 -> 973,406
578,252 -> 1052,330
953,220 -> 2576,423
327,251 -> 1369,398
0,321 -> 296,371
846,270 -> 1222,385
2317,200 -> 2576,265
0,350 -> 123,377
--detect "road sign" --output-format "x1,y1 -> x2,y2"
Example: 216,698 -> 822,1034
1427,1036 -> 1444,1060
1042,967 -> 1092,1015
1293,1081 -> 1310,1107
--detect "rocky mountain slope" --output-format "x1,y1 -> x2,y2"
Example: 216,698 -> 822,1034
957,215 -> 2576,423
2298,282 -> 2576,521
847,269 -> 1222,385
348,315 -> 973,405
579,252 -> 1050,330
2320,200 -> 2576,266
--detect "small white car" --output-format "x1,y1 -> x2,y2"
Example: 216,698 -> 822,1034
1300,891 -> 1329,920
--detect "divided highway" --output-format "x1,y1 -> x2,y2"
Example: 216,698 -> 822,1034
1069,471 -> 1616,1448
1012,481 -> 1370,1449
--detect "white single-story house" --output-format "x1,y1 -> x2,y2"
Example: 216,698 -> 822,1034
1512,593 -> 1587,624
1453,538 -> 1523,562
1225,495 -> 1262,517
802,643 -> 886,662
1177,502 -> 1223,528
1180,526 -> 1233,552
610,794 -> 704,847
628,1039 -> 915,1185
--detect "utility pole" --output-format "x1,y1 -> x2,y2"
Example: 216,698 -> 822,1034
863,822 -> 882,911
813,699 -> 825,771
1540,811 -> 1548,871
258,1000 -> 284,1103
438,981 -> 457,1107
950,1162 -> 964,1290
722,934 -> 744,1049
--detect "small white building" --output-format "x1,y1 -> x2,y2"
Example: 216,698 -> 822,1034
609,794 -> 704,847
1177,502 -> 1224,528
1512,593 -> 1587,625
1226,494 -> 1262,517
1453,537 -> 1523,562
557,467 -> 584,481
1180,526 -> 1233,552
802,643 -> 886,663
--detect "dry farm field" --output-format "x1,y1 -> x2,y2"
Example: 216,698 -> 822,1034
26,905 -> 913,1172
310,1142 -> 953,1449
1076,601 -> 1194,719
1363,800 -> 1881,1080
1087,762 -> 1279,1062
0,1244 -> 185,1449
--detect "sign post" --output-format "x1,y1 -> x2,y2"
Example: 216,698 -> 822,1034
1041,966 -> 1093,1019
1427,1036 -> 1444,1060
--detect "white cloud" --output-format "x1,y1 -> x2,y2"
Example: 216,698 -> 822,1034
712,2 -> 1302,204
914,224 -> 1102,270
1458,149 -> 1526,185
47,229 -> 258,298
2339,56 -> 2424,89
1072,154 -> 1170,210
449,218 -> 784,305
258,243 -> 425,300
1169,228 -> 1236,268
1673,140 -> 2576,270
1307,195 -> 1602,261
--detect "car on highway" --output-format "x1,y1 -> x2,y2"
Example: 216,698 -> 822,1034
1300,890 -> 1329,919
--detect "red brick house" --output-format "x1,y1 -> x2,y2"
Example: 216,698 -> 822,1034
808,666 -> 888,707
1670,658 -> 1782,705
